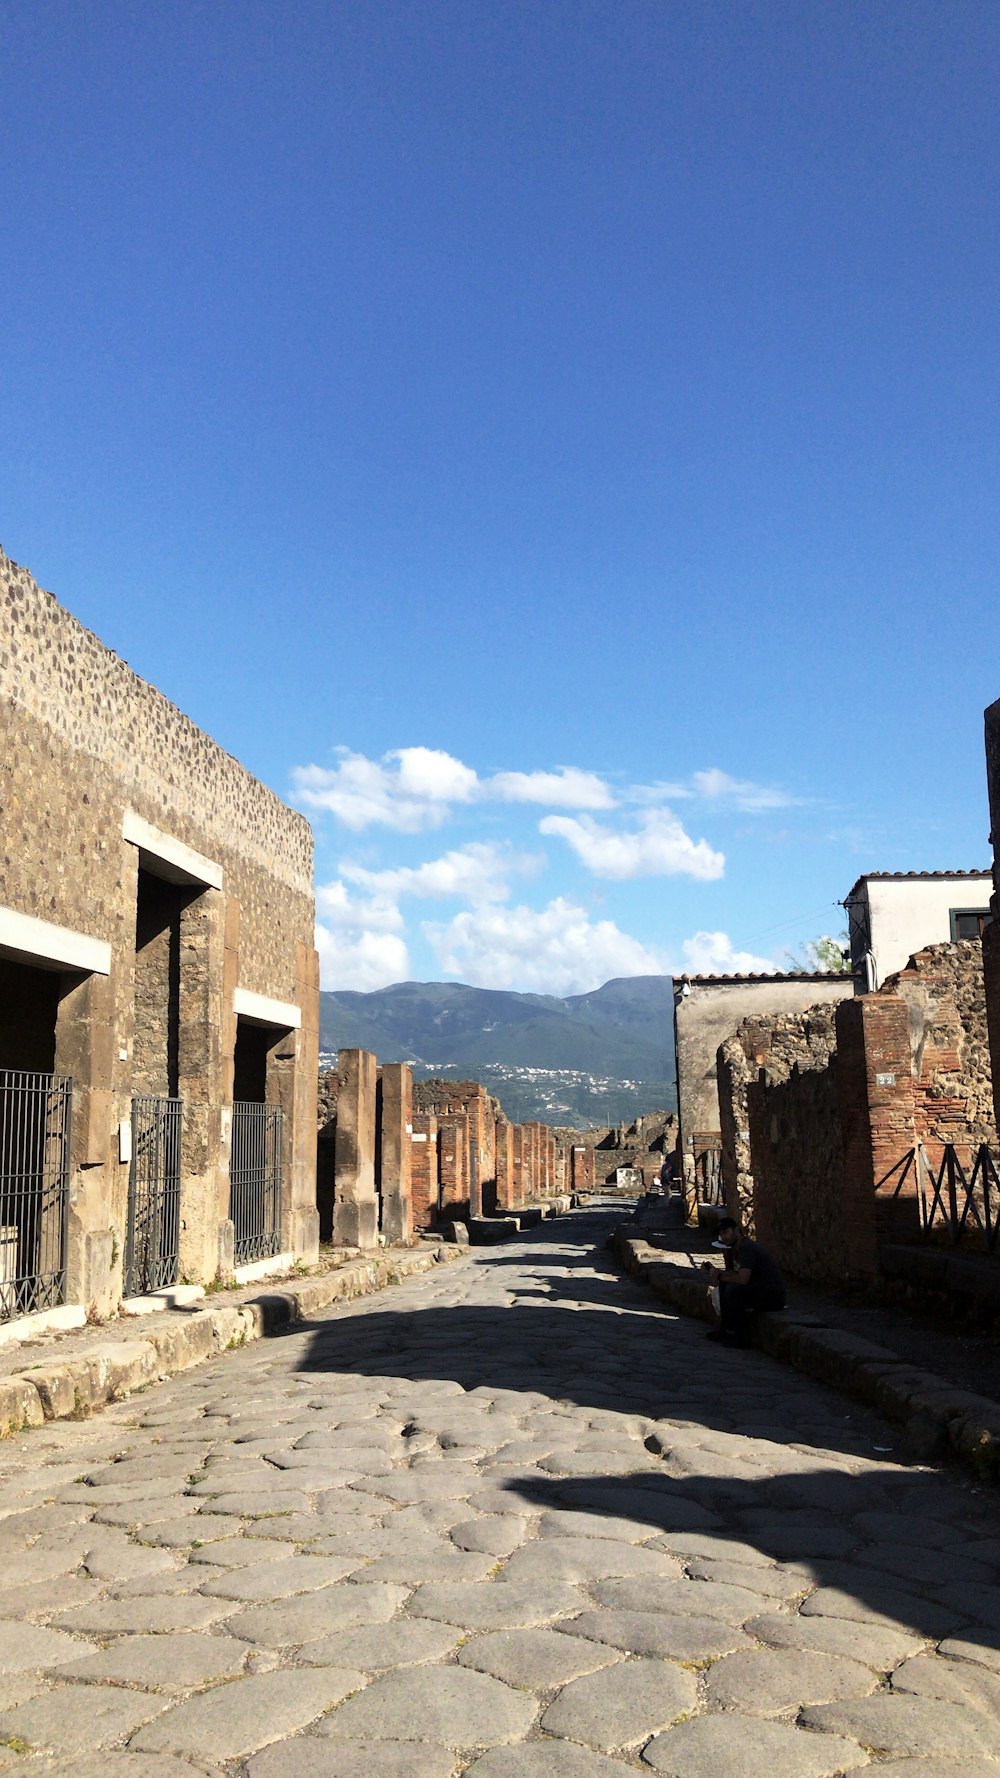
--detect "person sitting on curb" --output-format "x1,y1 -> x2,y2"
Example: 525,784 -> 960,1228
699,1215 -> 785,1347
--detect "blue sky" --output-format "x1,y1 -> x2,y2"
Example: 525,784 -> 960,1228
3,1 -> 999,993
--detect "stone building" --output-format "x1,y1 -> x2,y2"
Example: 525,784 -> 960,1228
0,547 -> 319,1326
672,972 -> 854,1199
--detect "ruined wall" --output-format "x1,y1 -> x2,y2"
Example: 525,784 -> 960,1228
981,696 -> 1000,1139
674,975 -> 854,1194
882,939 -> 996,1150
718,1004 -> 840,1233
748,1054 -> 850,1284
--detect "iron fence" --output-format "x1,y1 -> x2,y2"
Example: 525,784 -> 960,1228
0,1070 -> 71,1321
125,1095 -> 182,1296
230,1102 -> 283,1266
695,1145 -> 725,1206
876,1142 -> 999,1255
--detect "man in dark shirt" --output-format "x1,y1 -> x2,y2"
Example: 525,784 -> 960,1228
700,1216 -> 785,1347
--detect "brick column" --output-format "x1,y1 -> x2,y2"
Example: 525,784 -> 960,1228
438,1113 -> 468,1219
379,1062 -> 413,1245
332,1048 -> 378,1249
410,1112 -> 438,1229
571,1144 -> 595,1192
835,995 -> 915,1280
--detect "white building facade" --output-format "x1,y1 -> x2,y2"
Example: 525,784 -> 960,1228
845,871 -> 993,992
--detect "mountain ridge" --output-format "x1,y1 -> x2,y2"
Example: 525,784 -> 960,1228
318,976 -> 677,1128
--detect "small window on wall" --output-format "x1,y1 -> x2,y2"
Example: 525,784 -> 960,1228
950,908 -> 993,941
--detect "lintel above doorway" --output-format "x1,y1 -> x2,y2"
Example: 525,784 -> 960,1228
0,905 -> 112,975
233,987 -> 301,1030
122,810 -> 224,890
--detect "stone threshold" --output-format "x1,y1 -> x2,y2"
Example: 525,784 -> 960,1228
614,1226 -> 1000,1486
0,1243 -> 467,1440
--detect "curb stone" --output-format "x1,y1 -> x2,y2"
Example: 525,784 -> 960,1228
614,1228 -> 1000,1485
0,1245 -> 468,1439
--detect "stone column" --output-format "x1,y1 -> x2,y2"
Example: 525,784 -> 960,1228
495,1114 -> 514,1210
56,968 -> 117,1316
177,887 -> 229,1284
332,1048 -> 378,1249
379,1062 -> 413,1245
283,940 -> 320,1265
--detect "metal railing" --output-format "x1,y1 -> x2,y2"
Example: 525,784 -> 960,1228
230,1102 -> 283,1266
125,1095 -> 182,1296
0,1070 -> 72,1321
876,1142 -> 999,1254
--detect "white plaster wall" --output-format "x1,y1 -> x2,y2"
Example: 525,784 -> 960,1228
865,878 -> 992,988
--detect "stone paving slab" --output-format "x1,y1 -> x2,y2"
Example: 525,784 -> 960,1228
640,1715 -> 871,1777
313,1664 -> 538,1747
0,1204 -> 999,1778
539,1655 -> 697,1751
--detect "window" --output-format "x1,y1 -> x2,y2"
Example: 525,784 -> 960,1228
949,908 -> 993,941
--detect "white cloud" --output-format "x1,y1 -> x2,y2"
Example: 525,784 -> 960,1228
342,841 -> 539,905
314,879 -> 409,990
487,768 -> 616,810
634,768 -> 800,812
539,809 -> 725,881
424,897 -> 667,995
679,930 -> 776,975
293,747 -> 479,832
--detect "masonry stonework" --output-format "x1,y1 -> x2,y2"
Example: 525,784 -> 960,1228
983,697 -> 1000,1136
0,547 -> 319,1318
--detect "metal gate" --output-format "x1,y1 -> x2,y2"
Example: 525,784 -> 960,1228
0,1070 -> 72,1321
230,1103 -> 283,1266
125,1095 -> 182,1296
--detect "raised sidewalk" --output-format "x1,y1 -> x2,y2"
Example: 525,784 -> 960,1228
0,1244 -> 467,1439
615,1223 -> 1000,1485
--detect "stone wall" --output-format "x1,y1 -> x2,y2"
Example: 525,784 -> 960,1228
718,1004 -> 840,1233
718,938 -> 997,1283
674,975 -> 854,1196
882,940 -> 996,1149
982,696 -> 1000,1136
0,547 -> 319,1314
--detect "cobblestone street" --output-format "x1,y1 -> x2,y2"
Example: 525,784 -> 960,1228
0,1203 -> 998,1778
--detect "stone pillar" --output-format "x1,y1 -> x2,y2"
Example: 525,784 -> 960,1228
512,1125 -> 526,1204
56,969 -> 117,1316
332,1048 -> 378,1249
177,887 -> 229,1284
495,1115 -> 514,1210
379,1062 -> 413,1245
984,698 -> 1000,1137
835,995 -> 915,1280
410,1112 -> 439,1229
283,940 -> 320,1264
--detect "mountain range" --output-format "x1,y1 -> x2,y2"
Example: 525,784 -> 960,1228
318,976 -> 677,1129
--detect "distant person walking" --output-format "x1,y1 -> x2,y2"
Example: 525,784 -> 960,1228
700,1216 -> 785,1347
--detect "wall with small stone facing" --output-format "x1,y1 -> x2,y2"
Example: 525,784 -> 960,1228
718,1004 -> 840,1234
0,547 -> 319,1313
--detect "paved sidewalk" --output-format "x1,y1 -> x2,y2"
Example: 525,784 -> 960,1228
0,1203 -> 998,1778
